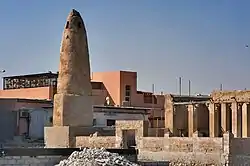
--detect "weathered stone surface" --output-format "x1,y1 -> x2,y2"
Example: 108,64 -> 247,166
53,93 -> 93,126
51,9 -> 93,127
211,90 -> 250,103
76,136 -> 116,148
44,126 -> 73,148
57,9 -> 92,96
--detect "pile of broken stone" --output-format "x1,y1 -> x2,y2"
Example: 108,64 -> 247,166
55,148 -> 139,166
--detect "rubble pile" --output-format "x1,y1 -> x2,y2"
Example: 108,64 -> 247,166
55,148 -> 139,166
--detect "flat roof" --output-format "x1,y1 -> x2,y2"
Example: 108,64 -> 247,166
3,72 -> 58,79
43,105 -> 151,110
0,98 -> 52,104
171,94 -> 211,102
3,70 -> 136,79
42,105 -> 150,114
94,105 -> 151,110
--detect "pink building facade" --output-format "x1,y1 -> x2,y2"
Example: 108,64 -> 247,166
0,71 -> 165,128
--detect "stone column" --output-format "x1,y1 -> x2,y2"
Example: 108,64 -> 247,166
165,98 -> 174,135
237,103 -> 242,137
221,103 -> 229,133
209,102 -> 220,137
242,103 -> 249,137
209,102 -> 215,137
188,104 -> 198,137
231,102 -> 238,137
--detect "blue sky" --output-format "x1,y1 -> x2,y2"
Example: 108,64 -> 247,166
0,1 -> 250,94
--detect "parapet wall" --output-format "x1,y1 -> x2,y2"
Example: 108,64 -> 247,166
76,136 -> 116,148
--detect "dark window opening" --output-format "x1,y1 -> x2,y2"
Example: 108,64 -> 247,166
49,117 -> 53,123
125,91 -> 130,97
78,22 -> 81,28
125,85 -> 131,91
125,96 -> 130,102
125,85 -> 131,101
66,21 -> 69,29
107,119 -> 115,126
93,119 -> 96,126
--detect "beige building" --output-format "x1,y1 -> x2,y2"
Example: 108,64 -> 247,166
164,90 -> 250,138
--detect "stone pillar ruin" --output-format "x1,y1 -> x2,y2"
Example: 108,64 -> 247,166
44,9 -> 94,148
221,103 -> 230,133
231,102 -> 239,137
209,102 -> 219,137
237,103 -> 243,137
188,104 -> 198,137
164,94 -> 174,135
242,103 -> 250,137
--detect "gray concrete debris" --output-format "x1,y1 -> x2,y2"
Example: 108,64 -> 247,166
55,148 -> 139,166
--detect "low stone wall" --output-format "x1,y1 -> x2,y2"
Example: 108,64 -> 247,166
0,148 -> 138,166
76,136 -> 116,148
0,156 -> 66,166
230,137 -> 250,165
148,128 -> 165,137
137,136 -> 223,165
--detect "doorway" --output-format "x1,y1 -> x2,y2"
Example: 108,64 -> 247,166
122,129 -> 136,149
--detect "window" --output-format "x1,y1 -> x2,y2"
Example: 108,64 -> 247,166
93,119 -> 96,126
107,119 -> 115,126
125,91 -> 130,97
124,85 -> 131,102
125,85 -> 131,91
49,117 -> 53,123
125,96 -> 130,102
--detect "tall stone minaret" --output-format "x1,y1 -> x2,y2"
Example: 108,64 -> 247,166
53,9 -> 93,127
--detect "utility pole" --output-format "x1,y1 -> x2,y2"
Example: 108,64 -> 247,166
151,84 -> 158,137
179,77 -> 182,96
188,80 -> 191,96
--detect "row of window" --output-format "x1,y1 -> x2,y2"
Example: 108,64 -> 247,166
93,119 -> 115,126
124,85 -> 157,104
124,85 -> 131,102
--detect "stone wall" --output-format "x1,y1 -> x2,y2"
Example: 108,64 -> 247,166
230,137 -> 250,165
114,120 -> 250,166
147,128 -> 165,137
137,136 -> 223,165
0,156 -> 66,166
76,136 -> 116,148
211,90 -> 250,103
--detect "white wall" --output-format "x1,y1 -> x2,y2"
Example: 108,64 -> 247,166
46,107 -> 148,128
93,112 -> 148,127
29,109 -> 50,139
